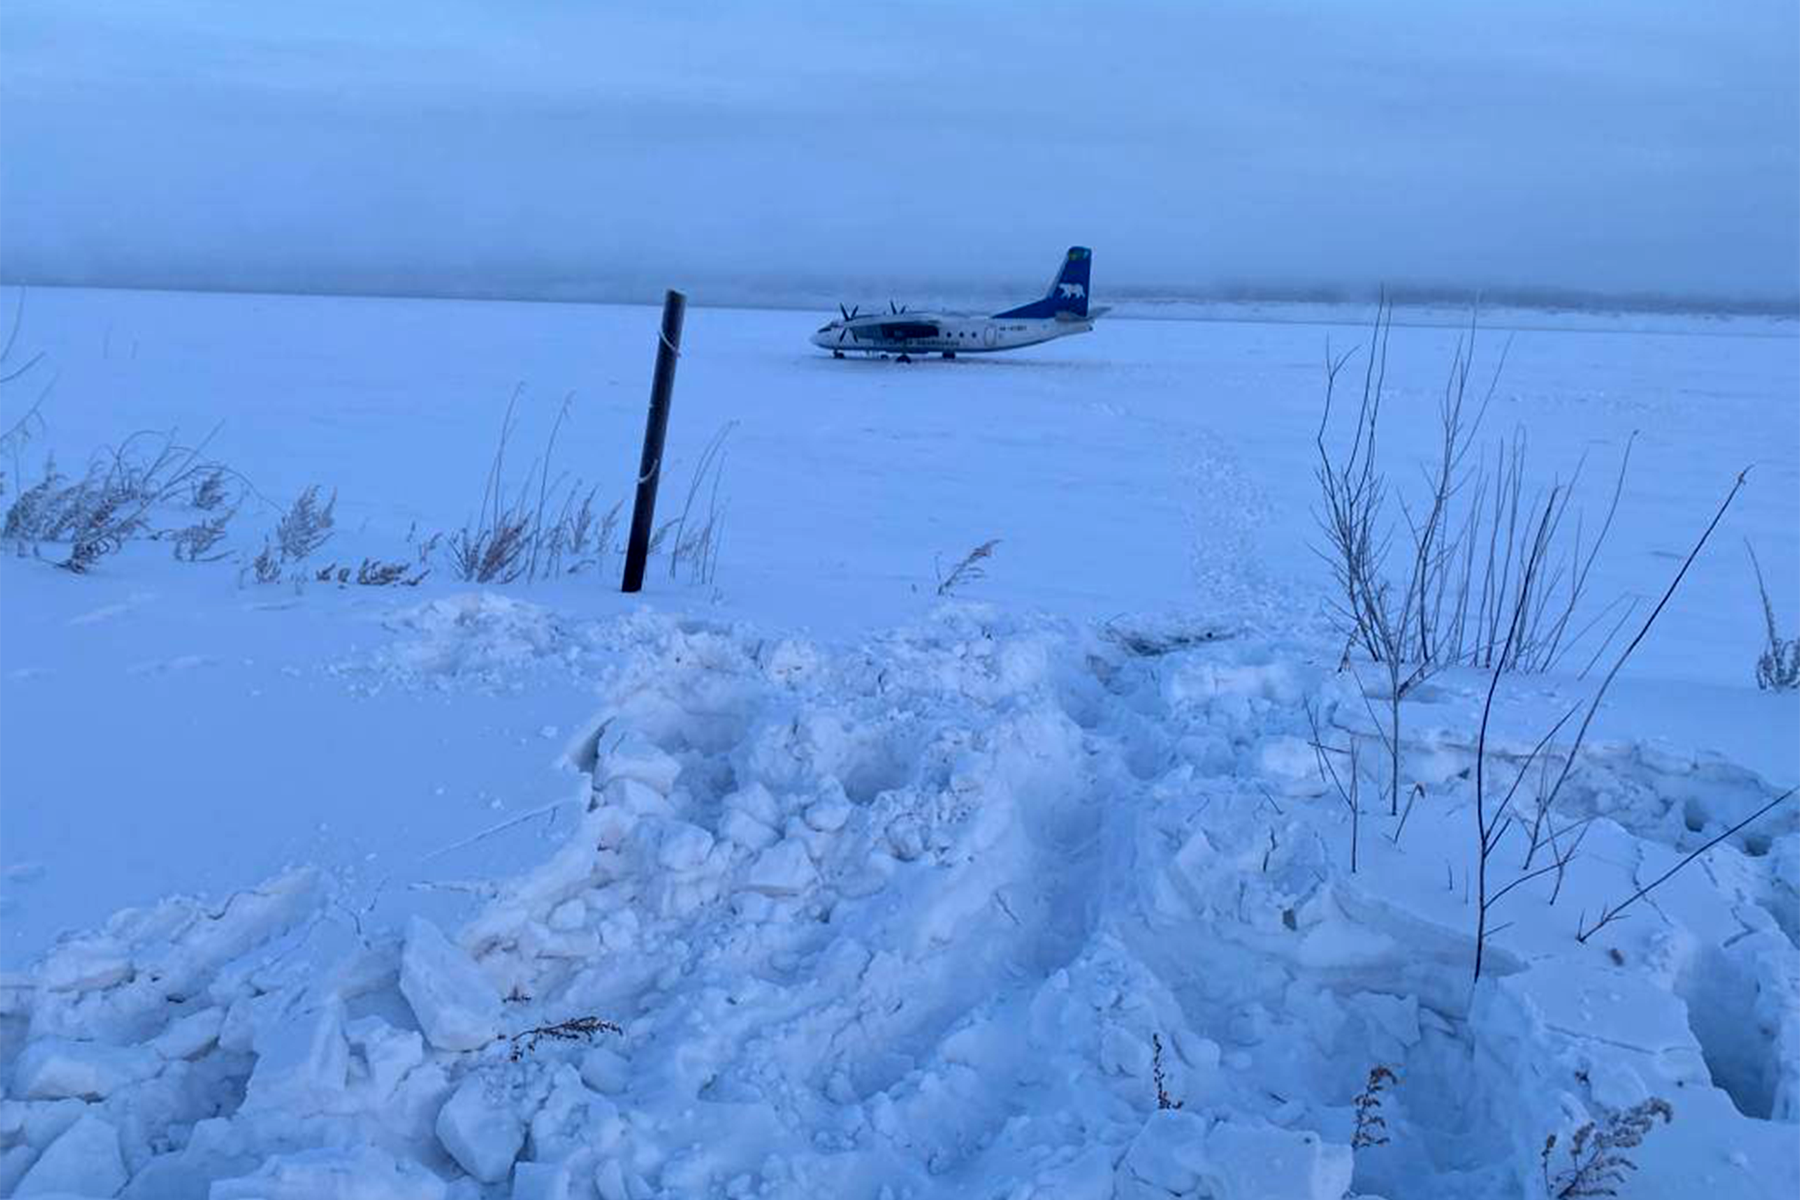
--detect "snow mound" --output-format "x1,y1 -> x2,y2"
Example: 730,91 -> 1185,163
340,592 -> 597,692
2,609 -> 1793,1197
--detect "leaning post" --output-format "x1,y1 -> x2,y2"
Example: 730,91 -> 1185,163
621,289 -> 686,593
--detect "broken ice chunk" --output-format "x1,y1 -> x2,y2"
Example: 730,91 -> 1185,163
435,1072 -> 526,1183
12,1037 -> 160,1100
598,732 -> 682,795
399,917 -> 503,1052
210,1144 -> 447,1199
656,822 -> 716,872
804,796 -> 851,832
242,999 -> 349,1114
150,1006 -> 227,1061
1118,1114 -> 1351,1200
743,839 -> 817,896
12,1113 -> 127,1197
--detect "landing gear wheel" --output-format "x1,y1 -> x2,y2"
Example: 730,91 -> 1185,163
832,350 -> 844,359
941,351 -> 956,360
897,353 -> 912,364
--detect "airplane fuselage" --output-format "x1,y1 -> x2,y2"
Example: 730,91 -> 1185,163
812,246 -> 1102,360
810,312 -> 1095,357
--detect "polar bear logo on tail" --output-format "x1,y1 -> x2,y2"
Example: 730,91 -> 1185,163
1059,283 -> 1086,299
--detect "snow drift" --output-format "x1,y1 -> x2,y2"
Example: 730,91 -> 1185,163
2,603 -> 1793,1198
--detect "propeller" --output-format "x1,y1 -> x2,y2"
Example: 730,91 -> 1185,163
835,302 -> 861,345
889,300 -> 907,314
835,303 -> 863,345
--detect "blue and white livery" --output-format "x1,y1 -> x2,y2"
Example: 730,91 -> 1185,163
812,247 -> 1108,361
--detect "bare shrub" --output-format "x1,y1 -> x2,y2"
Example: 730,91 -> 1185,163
1307,700 -> 1365,873
1315,303 -> 1631,817
1318,304 -> 1629,678
1577,785 -> 1793,944
937,539 -> 1000,597
1540,1098 -> 1672,1198
1471,470 -> 1748,982
1746,540 -> 1799,691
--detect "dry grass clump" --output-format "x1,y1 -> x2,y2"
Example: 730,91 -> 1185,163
310,557 -> 428,587
1151,1032 -> 1183,1112
1746,540 -> 1799,691
1351,1065 -> 1397,1149
5,429 -> 249,574
505,1015 -> 622,1062
665,421 -> 733,587
448,391 -> 639,584
1540,1098 -> 1672,1198
937,538 -> 1000,597
245,483 -> 338,584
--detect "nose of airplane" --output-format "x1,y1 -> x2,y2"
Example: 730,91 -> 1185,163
811,323 -> 838,349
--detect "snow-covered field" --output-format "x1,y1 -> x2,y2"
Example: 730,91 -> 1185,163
0,285 -> 1795,1198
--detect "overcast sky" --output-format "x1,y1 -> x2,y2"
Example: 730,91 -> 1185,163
3,1 -> 1796,306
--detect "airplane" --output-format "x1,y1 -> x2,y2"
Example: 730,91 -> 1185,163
811,246 -> 1108,361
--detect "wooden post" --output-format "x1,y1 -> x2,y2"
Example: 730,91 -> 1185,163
621,290 -> 686,593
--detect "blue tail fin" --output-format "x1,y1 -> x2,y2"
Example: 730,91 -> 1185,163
994,246 -> 1092,319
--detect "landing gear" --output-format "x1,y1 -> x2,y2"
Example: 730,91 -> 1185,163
941,351 -> 956,360
896,353 -> 912,364
832,350 -> 844,359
